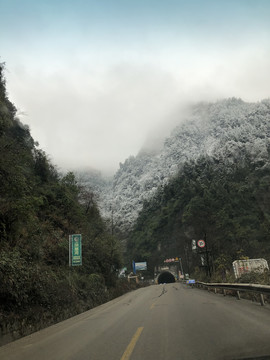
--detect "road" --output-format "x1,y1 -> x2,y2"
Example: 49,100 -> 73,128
1,283 -> 270,360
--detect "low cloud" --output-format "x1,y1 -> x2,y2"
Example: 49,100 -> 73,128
6,44 -> 270,175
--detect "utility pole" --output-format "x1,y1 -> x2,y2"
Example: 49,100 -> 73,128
184,244 -> 190,275
204,233 -> 211,278
179,257 -> 184,276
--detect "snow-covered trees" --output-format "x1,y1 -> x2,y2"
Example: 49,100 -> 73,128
87,98 -> 270,234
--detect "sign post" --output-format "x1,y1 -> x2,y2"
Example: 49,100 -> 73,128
178,257 -> 184,276
197,236 -> 212,277
197,239 -> 205,248
69,234 -> 82,266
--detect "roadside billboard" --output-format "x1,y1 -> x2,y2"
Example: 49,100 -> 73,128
135,262 -> 147,271
232,258 -> 268,278
69,234 -> 82,266
132,261 -> 147,273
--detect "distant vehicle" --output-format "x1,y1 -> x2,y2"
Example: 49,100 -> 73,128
232,258 -> 269,279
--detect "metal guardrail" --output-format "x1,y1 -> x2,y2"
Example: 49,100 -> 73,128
195,281 -> 270,306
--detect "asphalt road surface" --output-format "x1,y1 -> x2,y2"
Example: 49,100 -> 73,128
1,283 -> 270,360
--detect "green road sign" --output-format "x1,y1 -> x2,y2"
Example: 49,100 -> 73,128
69,234 -> 82,266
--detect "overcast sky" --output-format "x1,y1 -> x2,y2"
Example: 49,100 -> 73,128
1,0 -> 270,175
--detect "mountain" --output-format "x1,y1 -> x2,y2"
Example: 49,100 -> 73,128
124,98 -> 270,279
82,98 -> 270,234
0,63 -> 124,339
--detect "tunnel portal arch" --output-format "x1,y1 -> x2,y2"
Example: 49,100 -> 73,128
157,271 -> 175,284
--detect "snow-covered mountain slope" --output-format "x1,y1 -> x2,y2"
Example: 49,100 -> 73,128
82,98 -> 270,233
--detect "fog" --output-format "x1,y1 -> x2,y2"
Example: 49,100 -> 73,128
1,0 -> 270,175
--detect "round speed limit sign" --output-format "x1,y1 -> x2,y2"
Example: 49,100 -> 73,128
197,239 -> 205,248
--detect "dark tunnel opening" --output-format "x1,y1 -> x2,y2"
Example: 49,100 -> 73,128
158,271 -> 176,284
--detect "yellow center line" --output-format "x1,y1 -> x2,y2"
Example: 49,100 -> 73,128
120,327 -> 144,360
150,302 -> 155,310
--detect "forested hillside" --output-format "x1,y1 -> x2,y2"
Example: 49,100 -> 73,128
0,64 -> 125,342
127,150 -> 270,281
122,99 -> 270,281
99,98 -> 270,236
73,91 -> 270,282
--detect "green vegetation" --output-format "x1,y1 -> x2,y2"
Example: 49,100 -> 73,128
127,153 -> 270,282
2,59 -> 270,342
0,63 -> 128,342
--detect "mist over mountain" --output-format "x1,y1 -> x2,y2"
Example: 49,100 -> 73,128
81,98 -> 270,234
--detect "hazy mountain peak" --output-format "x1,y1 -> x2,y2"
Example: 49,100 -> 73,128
81,98 -> 270,234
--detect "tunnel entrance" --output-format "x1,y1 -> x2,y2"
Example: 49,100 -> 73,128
158,271 -> 175,284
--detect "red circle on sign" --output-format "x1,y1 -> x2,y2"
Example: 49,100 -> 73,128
197,240 -> 205,248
